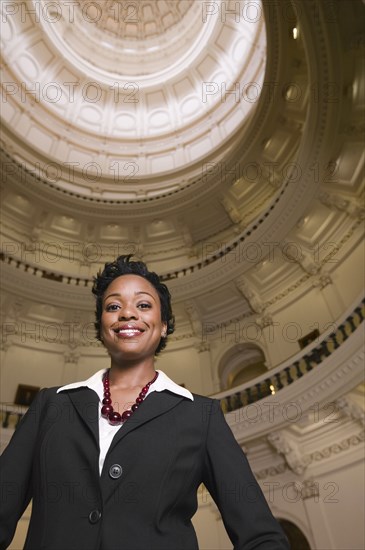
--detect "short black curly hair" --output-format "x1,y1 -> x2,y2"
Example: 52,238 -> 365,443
92,255 -> 175,355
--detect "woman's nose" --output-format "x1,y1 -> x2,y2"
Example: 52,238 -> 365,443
118,306 -> 138,320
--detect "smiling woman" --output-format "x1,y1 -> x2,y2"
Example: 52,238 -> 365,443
92,255 -> 174,353
100,274 -> 167,363
0,256 -> 289,550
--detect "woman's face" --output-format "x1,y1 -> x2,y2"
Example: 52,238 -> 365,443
100,274 -> 167,363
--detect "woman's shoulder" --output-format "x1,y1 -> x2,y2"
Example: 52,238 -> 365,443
181,392 -> 223,419
29,385 -> 92,408
34,386 -> 65,399
190,392 -> 219,405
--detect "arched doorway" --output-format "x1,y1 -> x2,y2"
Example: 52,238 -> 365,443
218,343 -> 268,391
279,519 -> 311,550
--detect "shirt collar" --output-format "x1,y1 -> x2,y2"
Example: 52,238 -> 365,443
57,368 -> 107,401
152,370 -> 194,401
57,369 -> 194,401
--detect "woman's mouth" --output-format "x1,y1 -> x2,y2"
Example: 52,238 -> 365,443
112,325 -> 145,338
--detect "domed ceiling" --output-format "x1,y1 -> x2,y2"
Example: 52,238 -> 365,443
0,0 -> 364,367
1,0 -> 266,195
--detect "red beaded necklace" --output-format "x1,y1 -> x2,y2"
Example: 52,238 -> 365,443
101,370 -> 159,425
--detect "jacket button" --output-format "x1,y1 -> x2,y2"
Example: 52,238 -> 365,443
109,464 -> 123,479
88,509 -> 101,524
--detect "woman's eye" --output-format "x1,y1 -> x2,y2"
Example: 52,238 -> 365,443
138,303 -> 151,309
106,304 -> 119,311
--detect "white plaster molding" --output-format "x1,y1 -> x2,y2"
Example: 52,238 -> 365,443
267,430 -> 311,475
335,397 -> 365,427
235,275 -> 265,314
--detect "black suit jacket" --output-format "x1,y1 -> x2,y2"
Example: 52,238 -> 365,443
0,387 -> 289,550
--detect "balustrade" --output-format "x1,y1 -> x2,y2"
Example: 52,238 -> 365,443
219,299 -> 364,413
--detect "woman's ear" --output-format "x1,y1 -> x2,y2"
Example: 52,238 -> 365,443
161,322 -> 168,337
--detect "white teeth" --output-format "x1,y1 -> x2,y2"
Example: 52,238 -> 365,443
117,329 -> 141,336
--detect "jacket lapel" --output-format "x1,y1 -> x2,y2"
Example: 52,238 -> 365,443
66,387 -> 100,446
107,390 -> 184,454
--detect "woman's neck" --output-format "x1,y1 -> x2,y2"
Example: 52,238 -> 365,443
108,361 -> 156,389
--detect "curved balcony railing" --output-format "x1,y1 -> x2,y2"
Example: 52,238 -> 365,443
0,250 -> 223,286
217,299 -> 364,413
0,252 -> 91,287
0,248 -> 244,284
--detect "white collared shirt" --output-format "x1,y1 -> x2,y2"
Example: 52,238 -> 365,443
57,369 -> 194,474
